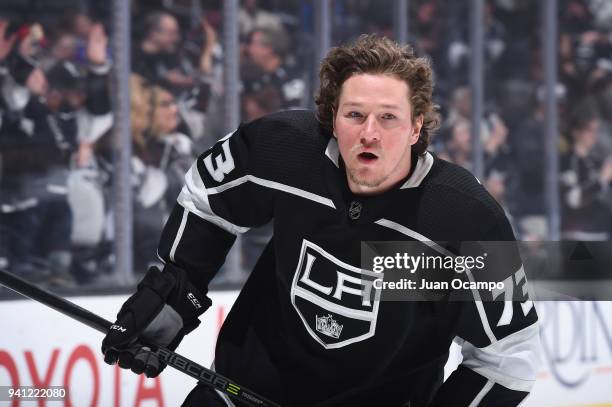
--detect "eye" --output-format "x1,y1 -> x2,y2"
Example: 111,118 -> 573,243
381,113 -> 396,120
346,111 -> 363,119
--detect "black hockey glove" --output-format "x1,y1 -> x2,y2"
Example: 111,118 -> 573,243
101,263 -> 210,377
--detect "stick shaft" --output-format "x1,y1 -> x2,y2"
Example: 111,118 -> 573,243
0,269 -> 111,333
0,269 -> 281,407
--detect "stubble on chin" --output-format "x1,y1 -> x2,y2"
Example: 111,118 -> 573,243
347,165 -> 388,188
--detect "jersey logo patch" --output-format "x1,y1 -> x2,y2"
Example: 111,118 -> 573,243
316,314 -> 343,339
348,201 -> 362,220
291,239 -> 382,349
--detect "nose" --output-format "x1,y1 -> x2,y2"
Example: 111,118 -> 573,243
360,115 -> 380,145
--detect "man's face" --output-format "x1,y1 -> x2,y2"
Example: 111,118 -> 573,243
574,118 -> 600,149
243,95 -> 267,121
334,73 -> 423,195
247,31 -> 272,67
451,120 -> 471,152
152,15 -> 180,53
51,34 -> 77,61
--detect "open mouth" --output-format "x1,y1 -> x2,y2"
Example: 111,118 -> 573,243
357,152 -> 379,163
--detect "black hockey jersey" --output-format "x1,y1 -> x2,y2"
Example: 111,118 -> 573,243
158,110 -> 540,406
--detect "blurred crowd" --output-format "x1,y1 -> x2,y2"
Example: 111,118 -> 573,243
0,0 -> 611,290
0,11 -> 113,287
0,0 -> 311,289
414,0 -> 612,245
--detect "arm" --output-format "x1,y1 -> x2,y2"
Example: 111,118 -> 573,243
0,20 -> 17,62
431,212 -> 541,406
1,52 -> 39,112
157,119 -> 276,287
74,24 -> 112,164
102,118 -> 277,375
85,23 -> 111,116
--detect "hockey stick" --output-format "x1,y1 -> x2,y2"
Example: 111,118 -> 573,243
0,269 -> 282,407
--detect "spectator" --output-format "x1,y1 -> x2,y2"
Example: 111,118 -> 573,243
442,86 -> 513,177
485,169 -> 517,233
446,0 -> 509,93
48,31 -> 78,64
133,11 -> 181,86
439,119 -> 472,171
48,11 -> 97,69
0,21 -> 111,286
445,86 -> 471,128
597,85 -> 612,161
130,75 -> 196,271
61,9 -> 93,39
242,83 -> 282,121
242,26 -> 307,109
412,1 -> 445,57
560,0 -> 612,100
133,11 -> 207,90
410,0 -> 449,98
183,17 -> 222,147
132,10 -> 216,142
238,0 -> 283,38
510,97 -> 547,217
489,0 -> 536,83
560,98 -> 612,240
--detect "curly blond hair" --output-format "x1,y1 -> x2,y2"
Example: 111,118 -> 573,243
315,34 -> 439,155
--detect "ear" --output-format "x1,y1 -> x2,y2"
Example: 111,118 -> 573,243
410,114 -> 424,145
332,107 -> 337,138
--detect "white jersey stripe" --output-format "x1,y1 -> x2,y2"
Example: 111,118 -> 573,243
178,164 -> 250,235
460,323 -> 540,392
208,174 -> 336,209
169,207 -> 189,263
468,380 -> 494,407
178,188 -> 250,235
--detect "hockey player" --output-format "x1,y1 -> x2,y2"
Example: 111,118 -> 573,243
101,35 -> 540,406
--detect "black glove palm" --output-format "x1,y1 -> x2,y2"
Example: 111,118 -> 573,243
101,263 -> 210,377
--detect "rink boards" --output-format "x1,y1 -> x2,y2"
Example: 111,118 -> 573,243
0,295 -> 611,406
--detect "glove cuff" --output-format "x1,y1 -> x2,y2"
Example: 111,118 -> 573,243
159,263 -> 211,326
138,267 -> 176,298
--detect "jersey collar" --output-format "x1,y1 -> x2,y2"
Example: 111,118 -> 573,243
325,137 -> 340,168
400,152 -> 434,189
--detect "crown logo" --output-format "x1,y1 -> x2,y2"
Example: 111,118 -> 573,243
316,314 -> 343,339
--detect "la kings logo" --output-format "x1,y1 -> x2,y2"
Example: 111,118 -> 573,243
291,239 -> 382,349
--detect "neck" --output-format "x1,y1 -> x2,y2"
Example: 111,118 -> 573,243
142,40 -> 158,54
261,55 -> 281,73
574,141 -> 590,157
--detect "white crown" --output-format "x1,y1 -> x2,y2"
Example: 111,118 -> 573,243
316,314 -> 343,339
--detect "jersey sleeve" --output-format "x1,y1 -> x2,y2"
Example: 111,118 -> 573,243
157,118 -> 276,290
431,211 -> 541,406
